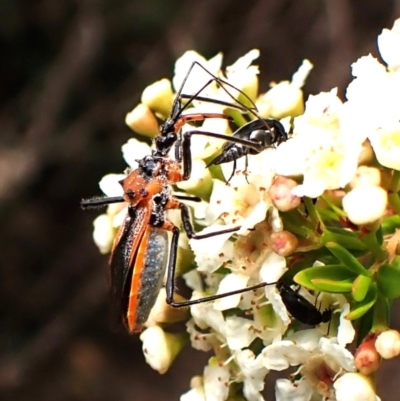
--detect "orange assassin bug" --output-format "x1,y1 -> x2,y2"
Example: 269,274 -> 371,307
81,62 -> 300,333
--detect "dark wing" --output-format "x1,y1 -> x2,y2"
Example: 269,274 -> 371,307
108,204 -> 151,327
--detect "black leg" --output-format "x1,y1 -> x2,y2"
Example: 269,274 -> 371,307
80,196 -> 125,209
177,61 -> 259,115
174,194 -> 201,202
179,202 -> 240,239
181,129 -> 264,180
180,94 -> 253,113
226,158 -> 236,184
164,223 -> 277,307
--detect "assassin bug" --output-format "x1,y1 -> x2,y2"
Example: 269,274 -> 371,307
82,62 -> 332,334
81,63 -> 284,332
81,152 -> 273,333
277,280 -> 333,326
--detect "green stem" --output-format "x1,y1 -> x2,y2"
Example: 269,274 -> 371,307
303,197 -> 322,230
320,194 -> 347,218
321,229 -> 367,251
389,169 -> 400,193
388,192 -> 400,216
371,293 -> 389,332
280,209 -> 320,241
225,109 -> 247,127
361,231 -> 386,262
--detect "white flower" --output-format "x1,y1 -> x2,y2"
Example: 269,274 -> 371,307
369,122 -> 400,170
262,340 -> 312,370
181,376 -> 206,401
256,59 -> 313,118
259,252 -> 289,325
205,178 -> 273,235
377,18 -> 400,70
173,51 -> 223,98
225,49 -> 260,100
92,214 -> 116,254
337,302 -> 356,347
223,317 -> 259,351
334,373 -> 378,401
186,319 -> 217,352
343,53 -> 400,147
342,185 -> 388,225
275,378 -> 314,401
261,335 -> 355,381
99,173 -> 125,197
140,326 -> 186,374
375,329 -> 400,359
189,225 -> 235,273
234,349 -> 268,401
141,78 -> 174,117
121,138 -> 152,168
203,365 -> 230,401
190,291 -> 226,335
176,158 -> 213,197
274,89 -> 363,197
213,273 -> 250,311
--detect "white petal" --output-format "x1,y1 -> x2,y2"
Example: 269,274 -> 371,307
275,379 -> 313,401
261,341 -> 311,370
92,214 -> 115,254
99,174 -> 125,197
377,19 -> 400,68
288,329 -> 322,351
214,273 -> 250,310
337,303 -> 356,347
334,373 -> 377,401
121,138 -> 151,168
203,365 -> 230,401
224,317 -> 257,350
318,337 -> 355,372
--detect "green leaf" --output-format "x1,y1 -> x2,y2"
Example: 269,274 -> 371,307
351,275 -> 372,302
346,284 -> 377,320
294,264 -> 356,291
325,242 -> 370,276
310,278 -> 353,293
322,229 -> 367,251
375,226 -> 383,245
377,258 -> 400,299
381,215 -> 400,235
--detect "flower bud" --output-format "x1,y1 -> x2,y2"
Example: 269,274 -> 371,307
92,214 -> 115,254
349,166 -> 381,188
342,185 -> 387,225
354,334 -> 380,374
141,78 -> 174,118
270,231 -> 299,256
358,139 -> 375,165
378,19 -> 400,70
177,159 -> 213,199
269,176 -> 301,211
375,329 -> 400,359
125,103 -> 160,138
225,49 -> 260,102
146,288 -> 190,326
334,373 -> 376,401
180,376 -> 206,401
257,82 -> 304,119
140,326 -> 187,374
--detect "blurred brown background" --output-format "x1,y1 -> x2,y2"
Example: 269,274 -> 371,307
1,1 -> 400,400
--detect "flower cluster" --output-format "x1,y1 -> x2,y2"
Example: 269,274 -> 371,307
90,19 -> 400,401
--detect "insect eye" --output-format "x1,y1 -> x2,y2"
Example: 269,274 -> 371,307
125,189 -> 136,199
139,188 -> 149,198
